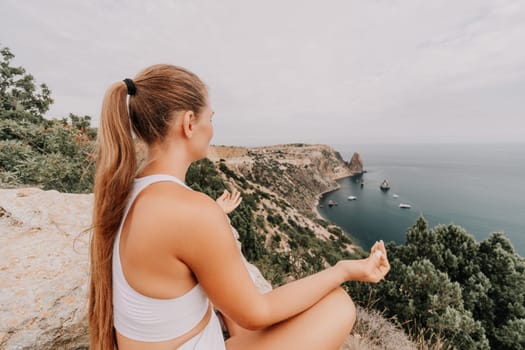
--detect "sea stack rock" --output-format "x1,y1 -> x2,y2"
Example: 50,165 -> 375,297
348,152 -> 364,174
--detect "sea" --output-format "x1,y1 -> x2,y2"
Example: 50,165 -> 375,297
317,143 -> 525,256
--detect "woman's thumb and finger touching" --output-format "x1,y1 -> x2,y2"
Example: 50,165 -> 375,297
218,190 -> 229,201
216,188 -> 243,214
369,240 -> 390,282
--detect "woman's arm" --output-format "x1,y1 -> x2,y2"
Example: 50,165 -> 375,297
172,192 -> 389,330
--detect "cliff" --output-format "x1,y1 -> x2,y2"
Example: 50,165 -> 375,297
208,143 -> 354,213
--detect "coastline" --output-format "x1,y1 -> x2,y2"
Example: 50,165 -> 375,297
311,172 -> 366,253
312,184 -> 361,254
311,177 -> 349,220
312,185 -> 340,220
312,172 -> 360,220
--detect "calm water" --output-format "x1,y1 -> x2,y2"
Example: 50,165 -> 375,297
318,143 -> 525,256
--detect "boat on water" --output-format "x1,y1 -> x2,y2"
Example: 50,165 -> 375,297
327,200 -> 338,207
399,203 -> 411,209
347,196 -> 357,201
393,194 -> 399,198
380,179 -> 391,191
360,181 -> 364,188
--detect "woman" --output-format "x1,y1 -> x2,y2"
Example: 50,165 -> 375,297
89,64 -> 390,350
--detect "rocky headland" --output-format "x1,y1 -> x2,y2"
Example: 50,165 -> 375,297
208,144 -> 356,213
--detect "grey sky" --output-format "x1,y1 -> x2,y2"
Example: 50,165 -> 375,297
1,0 -> 524,146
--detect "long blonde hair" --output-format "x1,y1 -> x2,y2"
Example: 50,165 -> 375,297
89,64 -> 207,349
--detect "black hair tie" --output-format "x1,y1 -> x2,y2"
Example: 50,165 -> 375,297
123,78 -> 136,96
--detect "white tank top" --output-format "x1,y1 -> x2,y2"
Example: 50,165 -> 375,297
112,174 -> 225,348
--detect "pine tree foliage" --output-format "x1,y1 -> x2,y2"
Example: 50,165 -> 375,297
349,216 -> 525,350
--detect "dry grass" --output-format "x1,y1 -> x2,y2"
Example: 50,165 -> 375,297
339,307 -> 449,350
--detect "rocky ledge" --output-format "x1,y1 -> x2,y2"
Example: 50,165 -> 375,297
0,188 -> 92,349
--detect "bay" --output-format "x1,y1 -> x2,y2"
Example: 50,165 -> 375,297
317,143 -> 525,256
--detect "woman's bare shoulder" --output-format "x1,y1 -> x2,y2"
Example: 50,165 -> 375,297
132,181 -> 224,235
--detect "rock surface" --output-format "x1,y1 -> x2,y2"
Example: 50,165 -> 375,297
348,152 -> 365,174
0,188 -> 92,350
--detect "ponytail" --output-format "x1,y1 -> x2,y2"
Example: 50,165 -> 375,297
88,64 -> 207,349
89,81 -> 136,349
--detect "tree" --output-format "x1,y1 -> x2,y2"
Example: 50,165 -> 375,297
0,46 -> 53,122
476,233 -> 525,349
374,258 -> 489,349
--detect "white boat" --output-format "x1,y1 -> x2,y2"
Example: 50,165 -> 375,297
347,196 -> 357,201
399,203 -> 411,209
392,194 -> 399,198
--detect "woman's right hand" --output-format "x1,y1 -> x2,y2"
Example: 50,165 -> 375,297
216,188 -> 242,214
337,240 -> 390,283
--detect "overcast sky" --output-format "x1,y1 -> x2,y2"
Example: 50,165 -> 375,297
1,0 -> 524,146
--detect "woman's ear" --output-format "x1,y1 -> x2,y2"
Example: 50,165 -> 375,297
181,110 -> 195,138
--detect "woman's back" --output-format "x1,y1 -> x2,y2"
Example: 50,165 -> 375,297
113,174 -> 225,349
118,176 -> 198,298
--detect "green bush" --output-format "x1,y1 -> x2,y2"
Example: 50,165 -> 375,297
0,46 -> 96,193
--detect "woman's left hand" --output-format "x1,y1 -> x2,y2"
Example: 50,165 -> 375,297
364,240 -> 390,283
216,189 -> 242,214
336,240 -> 390,283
